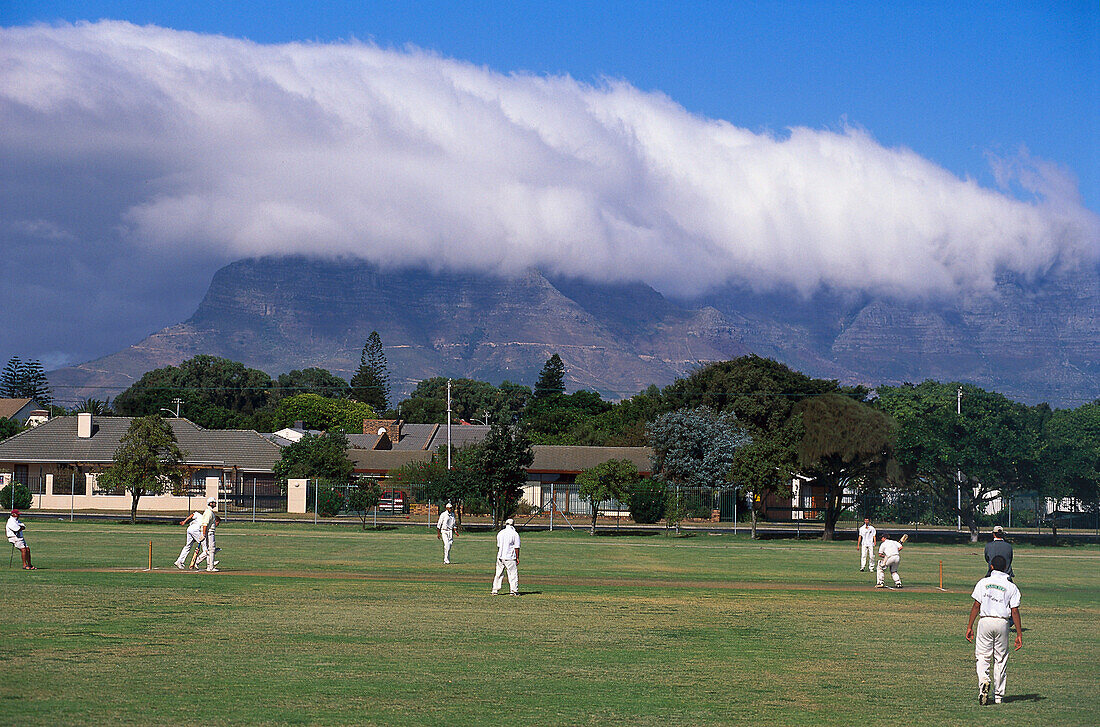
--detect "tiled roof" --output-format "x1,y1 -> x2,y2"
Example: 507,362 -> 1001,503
530,446 -> 654,475
0,398 -> 34,420
0,416 -> 281,472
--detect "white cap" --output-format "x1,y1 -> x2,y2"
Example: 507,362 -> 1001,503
445,502 -> 453,509
207,498 -> 218,507
505,518 -> 514,526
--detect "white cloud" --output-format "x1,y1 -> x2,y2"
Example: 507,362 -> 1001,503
1,20 -> 1097,301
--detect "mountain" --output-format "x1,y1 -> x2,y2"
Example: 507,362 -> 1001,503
49,256 -> 1100,407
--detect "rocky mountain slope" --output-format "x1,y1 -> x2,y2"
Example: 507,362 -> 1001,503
49,256 -> 1099,407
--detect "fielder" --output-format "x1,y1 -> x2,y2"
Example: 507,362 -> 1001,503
857,517 -> 877,573
875,532 -> 905,588
436,502 -> 456,564
984,525 -> 1014,579
199,498 -> 219,572
6,509 -> 35,570
491,518 -> 521,596
194,513 -> 221,569
965,555 -> 1023,705
174,508 -> 206,570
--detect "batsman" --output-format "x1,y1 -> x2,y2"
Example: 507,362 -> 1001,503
875,532 -> 906,588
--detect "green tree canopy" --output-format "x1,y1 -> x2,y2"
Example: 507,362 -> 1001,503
647,406 -> 750,490
397,377 -> 529,425
1,356 -> 53,404
113,355 -> 273,429
273,431 -> 354,484
523,389 -> 613,444
795,393 -> 901,540
0,417 -> 22,441
274,393 -> 376,432
874,381 -> 1043,542
533,353 -> 566,400
350,331 -> 390,411
1037,401 -> 1100,512
273,368 -> 349,402
98,415 -> 187,523
577,458 -> 641,534
470,423 -> 534,526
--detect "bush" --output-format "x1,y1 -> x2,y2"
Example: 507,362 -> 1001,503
629,479 -> 665,524
1,483 -> 32,510
315,486 -> 345,517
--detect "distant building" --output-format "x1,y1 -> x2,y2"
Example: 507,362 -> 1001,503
0,398 -> 47,427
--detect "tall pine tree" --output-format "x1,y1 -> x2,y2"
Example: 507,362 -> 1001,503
350,331 -> 390,411
533,354 -> 565,400
0,356 -> 52,404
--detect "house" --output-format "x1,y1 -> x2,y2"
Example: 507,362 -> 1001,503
0,413 -> 282,513
0,398 -> 47,427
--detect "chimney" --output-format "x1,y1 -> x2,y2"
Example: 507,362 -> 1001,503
294,420 -> 305,430
362,418 -> 401,442
77,412 -> 93,438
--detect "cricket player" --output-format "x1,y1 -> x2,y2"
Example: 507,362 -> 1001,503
984,525 -> 1014,579
199,498 -> 219,572
857,517 -> 877,572
174,508 -> 206,570
436,502 -> 456,564
194,513 -> 221,569
965,555 -> 1023,705
6,509 -> 35,569
875,532 -> 903,588
491,518 -> 521,596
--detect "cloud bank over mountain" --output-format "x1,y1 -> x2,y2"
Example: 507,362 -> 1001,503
3,20 -> 1097,306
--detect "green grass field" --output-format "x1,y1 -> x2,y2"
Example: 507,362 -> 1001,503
1,520 -> 1097,726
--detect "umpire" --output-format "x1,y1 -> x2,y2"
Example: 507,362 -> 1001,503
984,525 -> 1013,578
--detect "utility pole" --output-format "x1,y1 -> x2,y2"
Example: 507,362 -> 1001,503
957,386 -> 963,532
446,379 -> 452,471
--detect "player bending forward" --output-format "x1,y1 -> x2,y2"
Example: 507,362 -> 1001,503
491,518 -> 521,596
966,555 -> 1023,705
875,532 -> 904,588
174,508 -> 206,569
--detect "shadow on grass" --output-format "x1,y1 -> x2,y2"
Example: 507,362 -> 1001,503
1002,694 -> 1044,703
594,530 -> 662,538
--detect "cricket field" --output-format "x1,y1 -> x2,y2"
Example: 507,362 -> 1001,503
1,520 -> 1096,726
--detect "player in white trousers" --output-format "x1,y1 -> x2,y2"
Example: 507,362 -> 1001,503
875,533 -> 903,588
174,508 -> 205,569
198,498 -> 219,572
436,502 -> 456,564
491,518 -> 521,596
857,517 -> 877,573
966,555 -> 1023,705
194,513 -> 220,568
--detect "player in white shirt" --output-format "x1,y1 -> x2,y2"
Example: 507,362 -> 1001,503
965,555 -> 1023,705
875,533 -> 903,588
6,509 -> 35,569
436,502 -> 456,564
856,517 -> 877,573
174,509 -> 206,569
194,513 -> 221,569
491,518 -> 521,596
199,499 -> 219,572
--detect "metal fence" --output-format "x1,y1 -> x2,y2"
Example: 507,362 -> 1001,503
220,475 -> 286,518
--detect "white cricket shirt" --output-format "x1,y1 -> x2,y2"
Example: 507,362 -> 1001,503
437,510 -> 455,531
186,511 -> 204,536
200,507 -> 216,531
878,539 -> 901,559
971,571 -> 1021,619
5,515 -> 23,540
858,524 -> 876,545
496,526 -> 521,561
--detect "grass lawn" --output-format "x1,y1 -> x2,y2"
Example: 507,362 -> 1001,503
0,520 -> 1096,726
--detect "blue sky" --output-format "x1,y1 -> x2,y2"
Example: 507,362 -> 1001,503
7,1 -> 1096,208
0,1 -> 1097,378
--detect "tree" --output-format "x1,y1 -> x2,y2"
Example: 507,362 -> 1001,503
523,389 -> 613,444
533,354 -> 566,400
114,355 -> 273,429
350,331 -> 390,411
647,407 -> 750,489
0,417 -> 22,441
273,368 -> 348,402
388,448 -> 482,525
1037,402 -> 1100,531
577,459 -> 640,534
0,483 -> 32,510
628,478 -> 666,524
74,398 -> 113,415
397,377 -> 501,424
472,424 -> 534,526
875,382 -> 1042,542
98,415 -> 187,523
346,480 -> 383,529
794,393 -> 901,541
0,356 -> 53,404
662,356 -> 863,537
274,393 -> 376,431
273,431 -> 354,485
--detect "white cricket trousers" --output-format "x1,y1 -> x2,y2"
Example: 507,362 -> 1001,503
860,543 -> 875,571
175,529 -> 203,565
877,555 -> 901,585
492,558 -> 518,594
201,531 -> 217,570
975,617 -> 1011,701
440,530 -> 453,563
